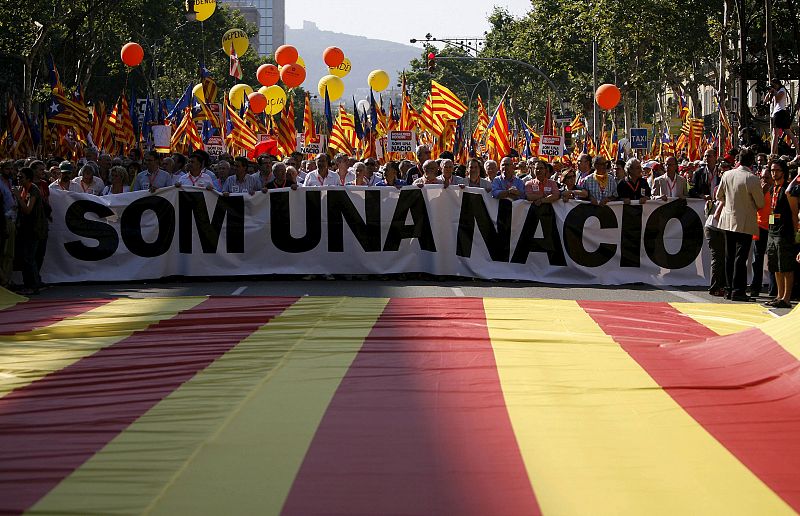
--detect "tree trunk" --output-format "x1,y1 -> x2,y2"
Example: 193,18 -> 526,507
765,0 -> 775,81
735,0 -> 749,129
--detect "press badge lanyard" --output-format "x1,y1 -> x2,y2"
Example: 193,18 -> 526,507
770,181 -> 784,224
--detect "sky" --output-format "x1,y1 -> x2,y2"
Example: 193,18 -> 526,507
285,0 -> 533,46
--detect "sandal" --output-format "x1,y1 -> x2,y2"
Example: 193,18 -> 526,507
773,300 -> 793,309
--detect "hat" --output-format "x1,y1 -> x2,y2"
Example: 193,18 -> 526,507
59,161 -> 73,172
643,160 -> 658,169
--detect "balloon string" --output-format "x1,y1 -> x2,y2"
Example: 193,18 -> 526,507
201,22 -> 206,64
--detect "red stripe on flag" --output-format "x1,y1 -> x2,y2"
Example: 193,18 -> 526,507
0,296 -> 297,514
579,301 -> 800,512
0,298 -> 111,336
282,297 -> 541,516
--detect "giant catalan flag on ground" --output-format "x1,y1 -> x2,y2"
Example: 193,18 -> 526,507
0,286 -> 799,515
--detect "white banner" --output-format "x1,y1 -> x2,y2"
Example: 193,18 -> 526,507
42,188 -> 710,285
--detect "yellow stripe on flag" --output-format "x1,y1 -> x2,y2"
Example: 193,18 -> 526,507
31,296 -> 389,516
483,298 -> 792,516
750,306 -> 800,361
670,302 -> 776,336
0,297 -> 204,398
0,287 -> 25,312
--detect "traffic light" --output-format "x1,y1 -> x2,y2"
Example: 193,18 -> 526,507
427,52 -> 436,73
564,125 -> 572,148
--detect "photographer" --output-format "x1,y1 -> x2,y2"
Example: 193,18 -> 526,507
766,78 -> 799,156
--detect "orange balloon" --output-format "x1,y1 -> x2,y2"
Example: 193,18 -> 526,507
595,83 -> 621,111
275,45 -> 298,66
248,92 -> 267,114
257,64 -> 280,87
120,42 -> 144,67
280,63 -> 306,88
323,46 -> 344,68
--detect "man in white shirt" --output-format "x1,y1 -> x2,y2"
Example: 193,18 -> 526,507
304,153 -> 339,187
652,156 -> 688,199
331,152 -> 356,186
175,151 -> 218,191
133,151 -> 172,192
71,164 -> 105,195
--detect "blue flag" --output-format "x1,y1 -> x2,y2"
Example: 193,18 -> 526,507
142,94 -> 155,143
353,97 -> 364,141
324,87 -> 333,132
166,85 -> 192,122
368,89 -> 378,131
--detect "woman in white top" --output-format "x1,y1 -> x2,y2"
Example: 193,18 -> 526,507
766,78 -> 799,155
102,166 -> 131,195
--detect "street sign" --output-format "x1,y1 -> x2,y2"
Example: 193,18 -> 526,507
387,131 -> 416,153
539,135 -> 564,157
630,128 -> 648,149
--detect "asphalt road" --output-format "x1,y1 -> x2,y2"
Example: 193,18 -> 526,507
32,275 -> 794,315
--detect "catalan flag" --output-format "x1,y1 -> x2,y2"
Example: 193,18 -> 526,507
224,96 -> 257,153
569,113 -> 585,133
114,94 -> 136,151
199,60 -> 218,104
90,101 -> 111,152
0,289 -> 798,516
6,99 -> 30,154
472,95 -> 490,143
430,80 -> 467,121
277,94 -> 296,158
419,94 -> 445,136
303,92 -> 317,146
329,105 -> 354,154
486,96 -> 511,161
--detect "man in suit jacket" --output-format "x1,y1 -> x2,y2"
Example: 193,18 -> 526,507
715,148 -> 766,301
652,156 -> 689,198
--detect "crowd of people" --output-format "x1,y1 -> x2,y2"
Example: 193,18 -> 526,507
1,142 -> 798,304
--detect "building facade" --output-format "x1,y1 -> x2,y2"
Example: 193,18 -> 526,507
219,0 -> 285,57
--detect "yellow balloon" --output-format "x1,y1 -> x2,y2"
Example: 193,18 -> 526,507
296,56 -> 305,68
222,28 -> 249,56
192,83 -> 205,102
368,70 -> 390,92
189,0 -> 216,22
261,85 -> 287,115
229,84 -> 254,109
318,75 -> 345,102
328,57 -> 351,78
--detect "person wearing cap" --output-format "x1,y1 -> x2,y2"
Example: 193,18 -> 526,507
716,148 -> 766,301
49,163 -> 82,193
133,151 -> 172,192
72,164 -> 105,195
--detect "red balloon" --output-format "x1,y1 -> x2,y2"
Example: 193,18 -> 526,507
275,45 -> 298,66
323,46 -> 344,68
120,42 -> 144,67
257,64 -> 280,87
280,63 -> 306,88
248,92 -> 267,114
595,83 -> 621,111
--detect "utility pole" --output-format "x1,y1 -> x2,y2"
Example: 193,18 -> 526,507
719,0 -> 731,157
592,38 -> 598,139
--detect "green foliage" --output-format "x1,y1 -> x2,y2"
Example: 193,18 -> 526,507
0,0 -> 270,108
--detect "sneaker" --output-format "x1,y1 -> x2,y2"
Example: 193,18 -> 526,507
773,300 -> 793,309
